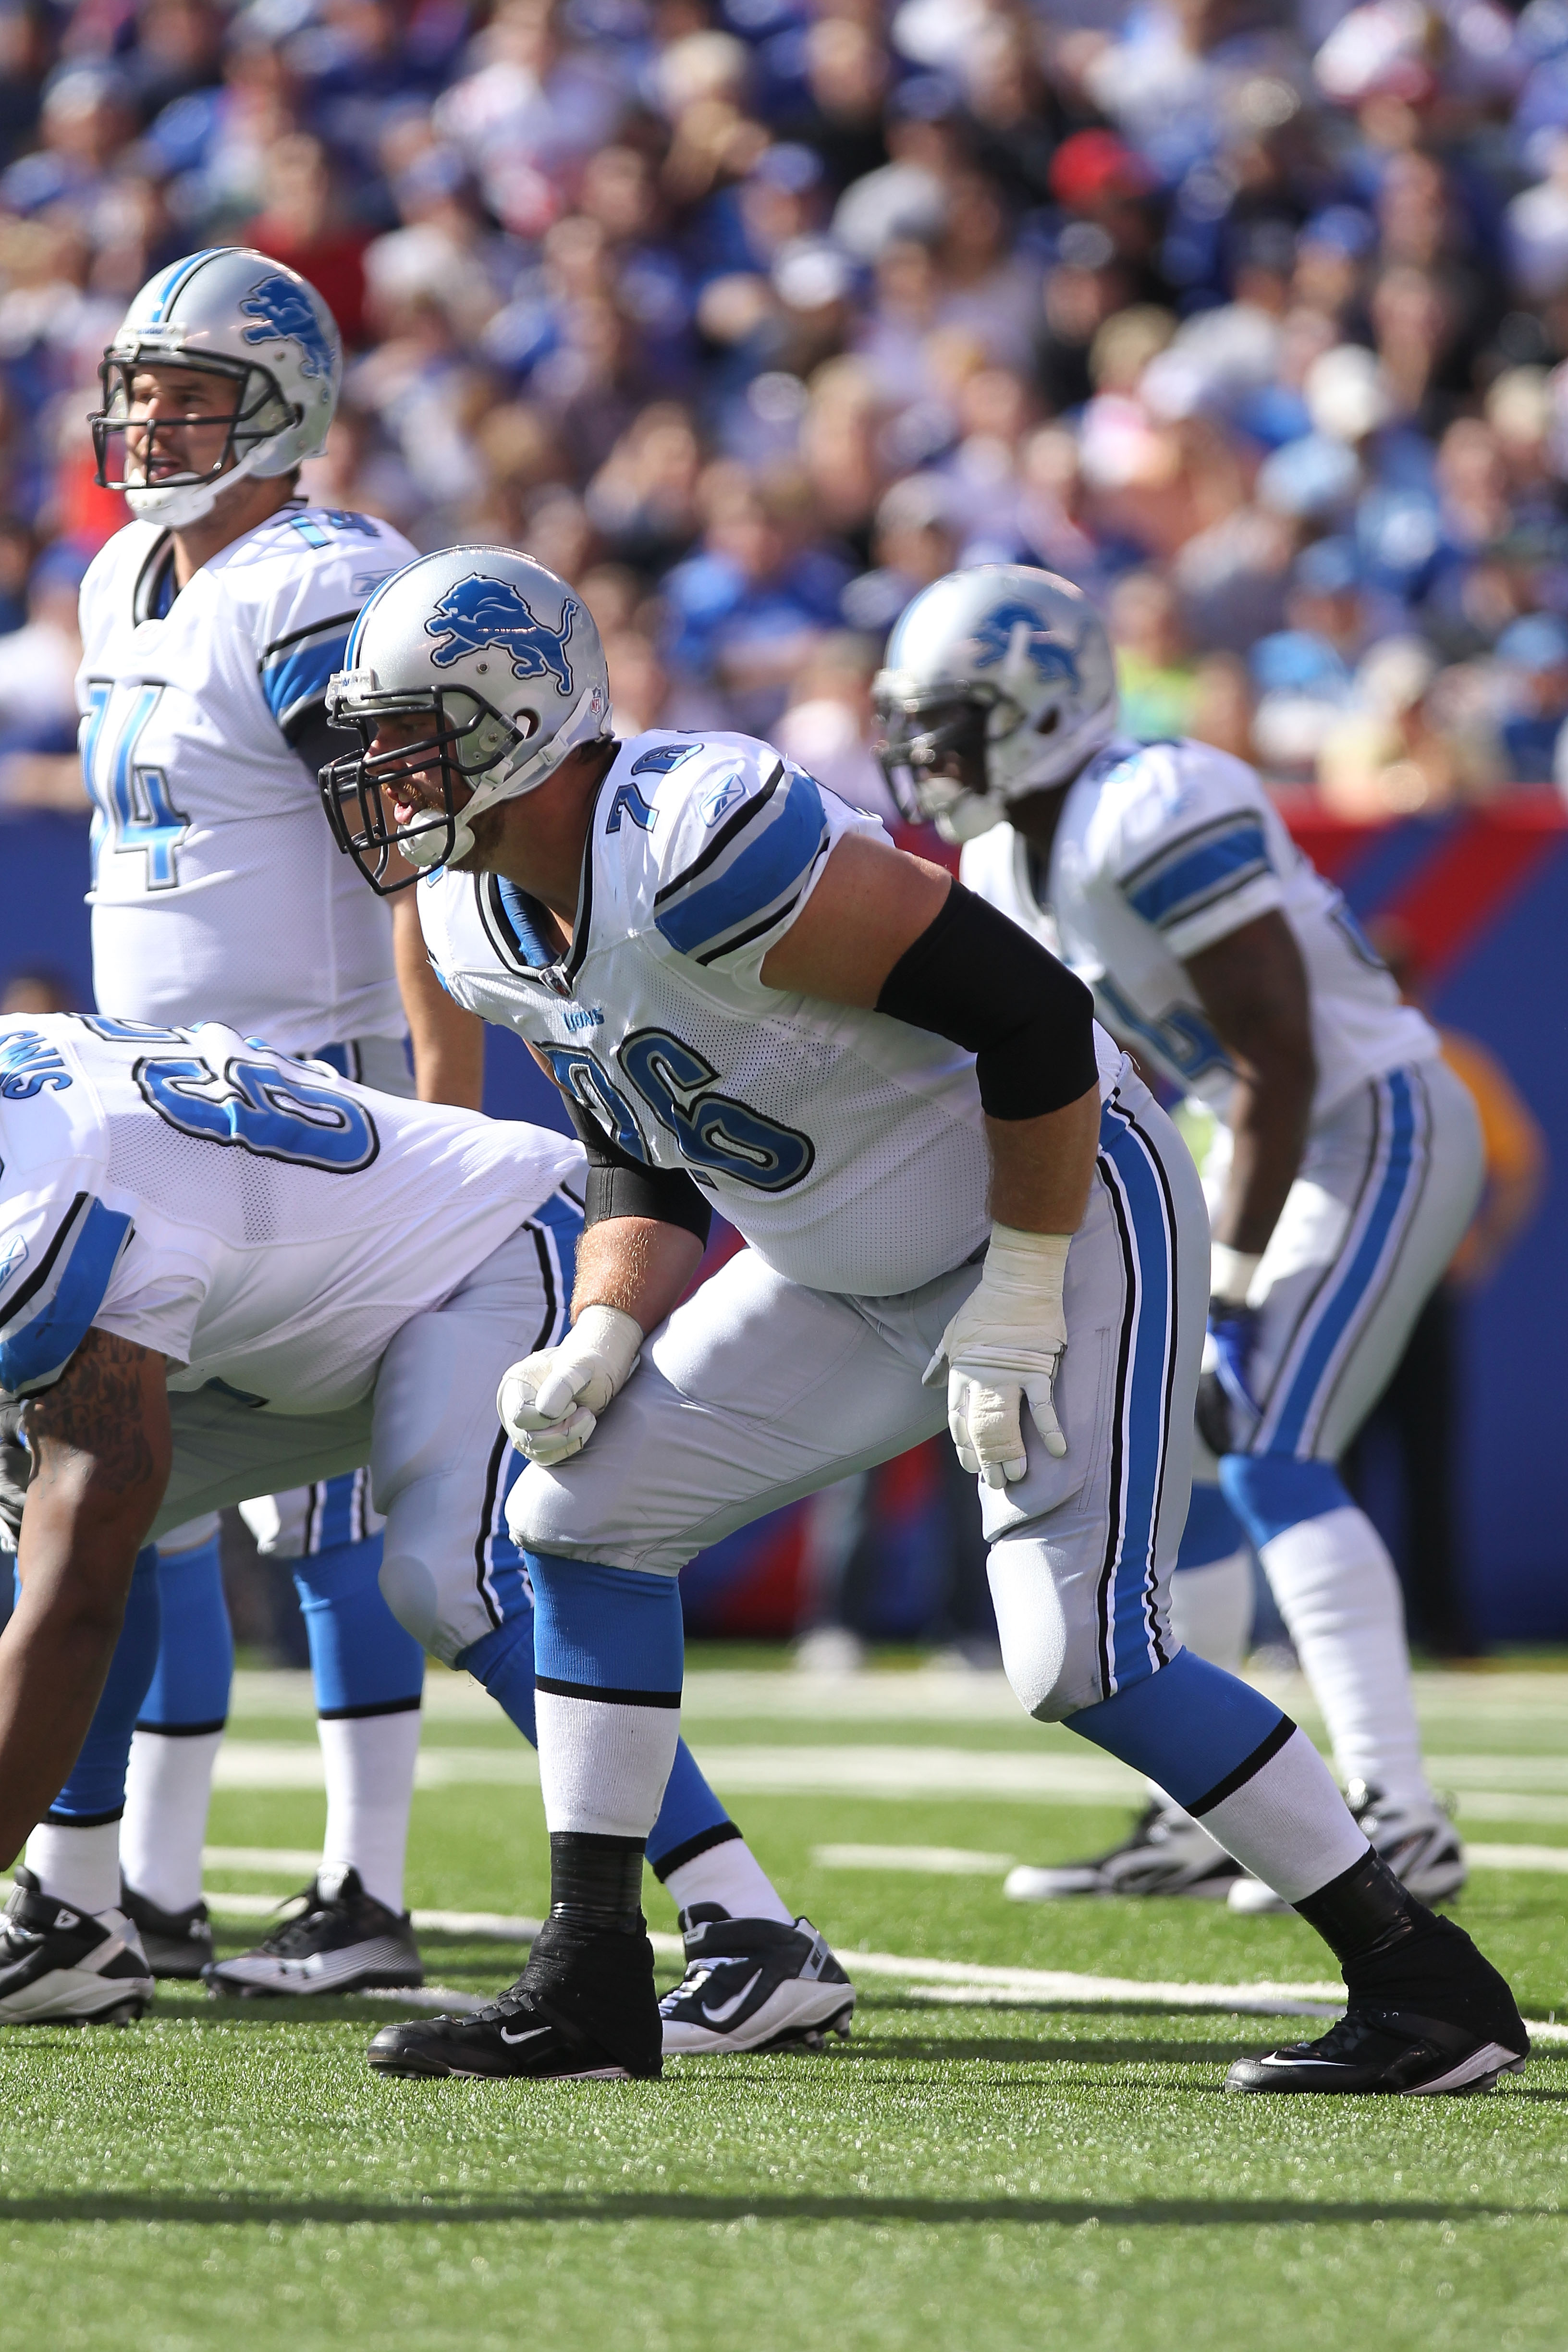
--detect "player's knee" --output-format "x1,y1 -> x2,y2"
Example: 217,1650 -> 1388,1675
986,1542 -> 1102,1721
377,1549 -> 482,1669
1219,1454 -> 1348,1549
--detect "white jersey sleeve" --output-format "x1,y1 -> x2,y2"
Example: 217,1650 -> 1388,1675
614,733 -> 883,989
1089,738 -> 1285,961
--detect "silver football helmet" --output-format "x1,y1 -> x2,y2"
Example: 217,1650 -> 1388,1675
321,547 -> 612,894
873,565 -> 1118,842
91,246 -> 342,528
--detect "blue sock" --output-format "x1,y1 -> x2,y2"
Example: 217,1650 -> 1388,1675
294,1533 -> 425,1719
457,1602 -> 738,1867
458,1615 -> 537,1742
526,1553 -> 685,1844
1175,1480 -> 1246,1573
46,1545 -> 162,1822
138,1533 -> 233,1731
1220,1455 -> 1349,1550
1067,1647 -> 1288,1814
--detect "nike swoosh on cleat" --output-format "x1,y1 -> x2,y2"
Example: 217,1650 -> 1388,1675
499,2024 -> 551,2046
700,1969 -> 764,2026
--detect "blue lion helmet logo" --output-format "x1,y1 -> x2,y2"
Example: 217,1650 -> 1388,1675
239,272 -> 337,382
969,600 -> 1080,686
424,575 -> 578,695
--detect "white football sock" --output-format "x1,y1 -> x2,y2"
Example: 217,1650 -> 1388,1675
534,1689 -> 680,1840
1197,1725 -> 1370,1903
24,1819 -> 122,1915
1169,1548 -> 1254,1675
1260,1505 -> 1432,1812
662,1836 -> 795,1924
317,1708 -> 422,1915
121,1728 -> 225,1914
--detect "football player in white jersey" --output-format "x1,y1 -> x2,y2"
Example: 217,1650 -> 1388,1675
316,545 -> 1526,2095
75,246 -> 485,1993
0,1016 -> 856,2054
874,564 -> 1481,1913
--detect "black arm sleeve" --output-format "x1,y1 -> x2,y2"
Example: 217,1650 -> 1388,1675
560,1093 -> 714,1246
875,881 -> 1100,1119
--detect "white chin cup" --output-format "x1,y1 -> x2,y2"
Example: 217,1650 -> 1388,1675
396,812 -> 466,871
935,792 -> 1007,845
122,433 -> 282,529
124,474 -> 230,528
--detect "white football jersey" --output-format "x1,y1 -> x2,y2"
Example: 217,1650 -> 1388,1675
0,1016 -> 582,1411
78,502 -> 416,1054
418,730 -> 1121,1298
961,737 -> 1435,1126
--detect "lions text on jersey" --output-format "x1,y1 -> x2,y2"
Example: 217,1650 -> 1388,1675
960,736 -> 1435,1126
417,731 -> 1121,1298
0,1016 -> 580,1412
78,503 -> 416,1054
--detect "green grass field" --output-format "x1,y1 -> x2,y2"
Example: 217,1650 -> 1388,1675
4,1653 -> 1566,2352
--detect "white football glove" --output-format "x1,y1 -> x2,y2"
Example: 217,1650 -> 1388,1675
924,1225 -> 1070,1489
496,1304 -> 644,1468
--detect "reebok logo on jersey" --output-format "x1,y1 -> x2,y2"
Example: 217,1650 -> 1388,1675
0,1231 -> 27,1292
699,772 -> 746,827
969,601 -> 1080,686
424,576 -> 577,692
238,272 -> 336,381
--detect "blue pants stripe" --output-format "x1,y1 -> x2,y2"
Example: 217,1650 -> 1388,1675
1256,1069 -> 1422,1460
1094,1097 -> 1180,1695
471,1191 -> 577,1633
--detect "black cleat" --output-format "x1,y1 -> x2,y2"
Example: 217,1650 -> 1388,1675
368,1913 -> 662,2082
660,1907 -> 855,2054
1228,1913 -> 1529,2094
122,1883 -> 214,1980
203,1864 -> 422,1996
0,1868 -> 154,2024
1004,1801 -> 1243,1901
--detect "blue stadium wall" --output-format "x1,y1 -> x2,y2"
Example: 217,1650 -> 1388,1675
6,798 -> 1565,1643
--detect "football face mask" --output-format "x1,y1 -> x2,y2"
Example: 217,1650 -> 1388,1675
319,684 -> 529,895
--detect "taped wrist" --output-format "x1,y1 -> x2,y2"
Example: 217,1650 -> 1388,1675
875,882 -> 1099,1119
564,1094 -> 713,1244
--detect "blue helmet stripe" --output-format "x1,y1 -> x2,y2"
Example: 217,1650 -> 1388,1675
147,247 -> 229,325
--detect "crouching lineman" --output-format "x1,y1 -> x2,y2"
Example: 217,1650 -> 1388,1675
874,565 -> 1475,1914
0,1015 -> 850,2056
319,545 -> 1526,2093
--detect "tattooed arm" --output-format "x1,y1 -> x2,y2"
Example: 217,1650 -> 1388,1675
0,1327 -> 171,1869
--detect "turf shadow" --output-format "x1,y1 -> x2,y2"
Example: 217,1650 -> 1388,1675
0,2191 -> 1548,2230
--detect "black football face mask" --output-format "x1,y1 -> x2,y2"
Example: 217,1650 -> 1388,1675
872,694 -> 992,826
319,689 -> 520,895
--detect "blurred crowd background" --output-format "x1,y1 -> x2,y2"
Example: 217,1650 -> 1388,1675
9,0 -> 1568,813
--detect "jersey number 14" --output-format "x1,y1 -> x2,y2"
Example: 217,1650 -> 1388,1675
81,681 -> 190,892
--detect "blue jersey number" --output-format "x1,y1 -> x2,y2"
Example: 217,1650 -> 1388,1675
537,1043 -> 649,1160
1096,975 -> 1232,1086
81,681 -> 191,892
135,1052 -> 379,1172
619,1029 -> 814,1192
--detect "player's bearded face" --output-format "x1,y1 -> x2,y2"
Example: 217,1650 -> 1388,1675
369,713 -> 477,848
124,367 -> 242,489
